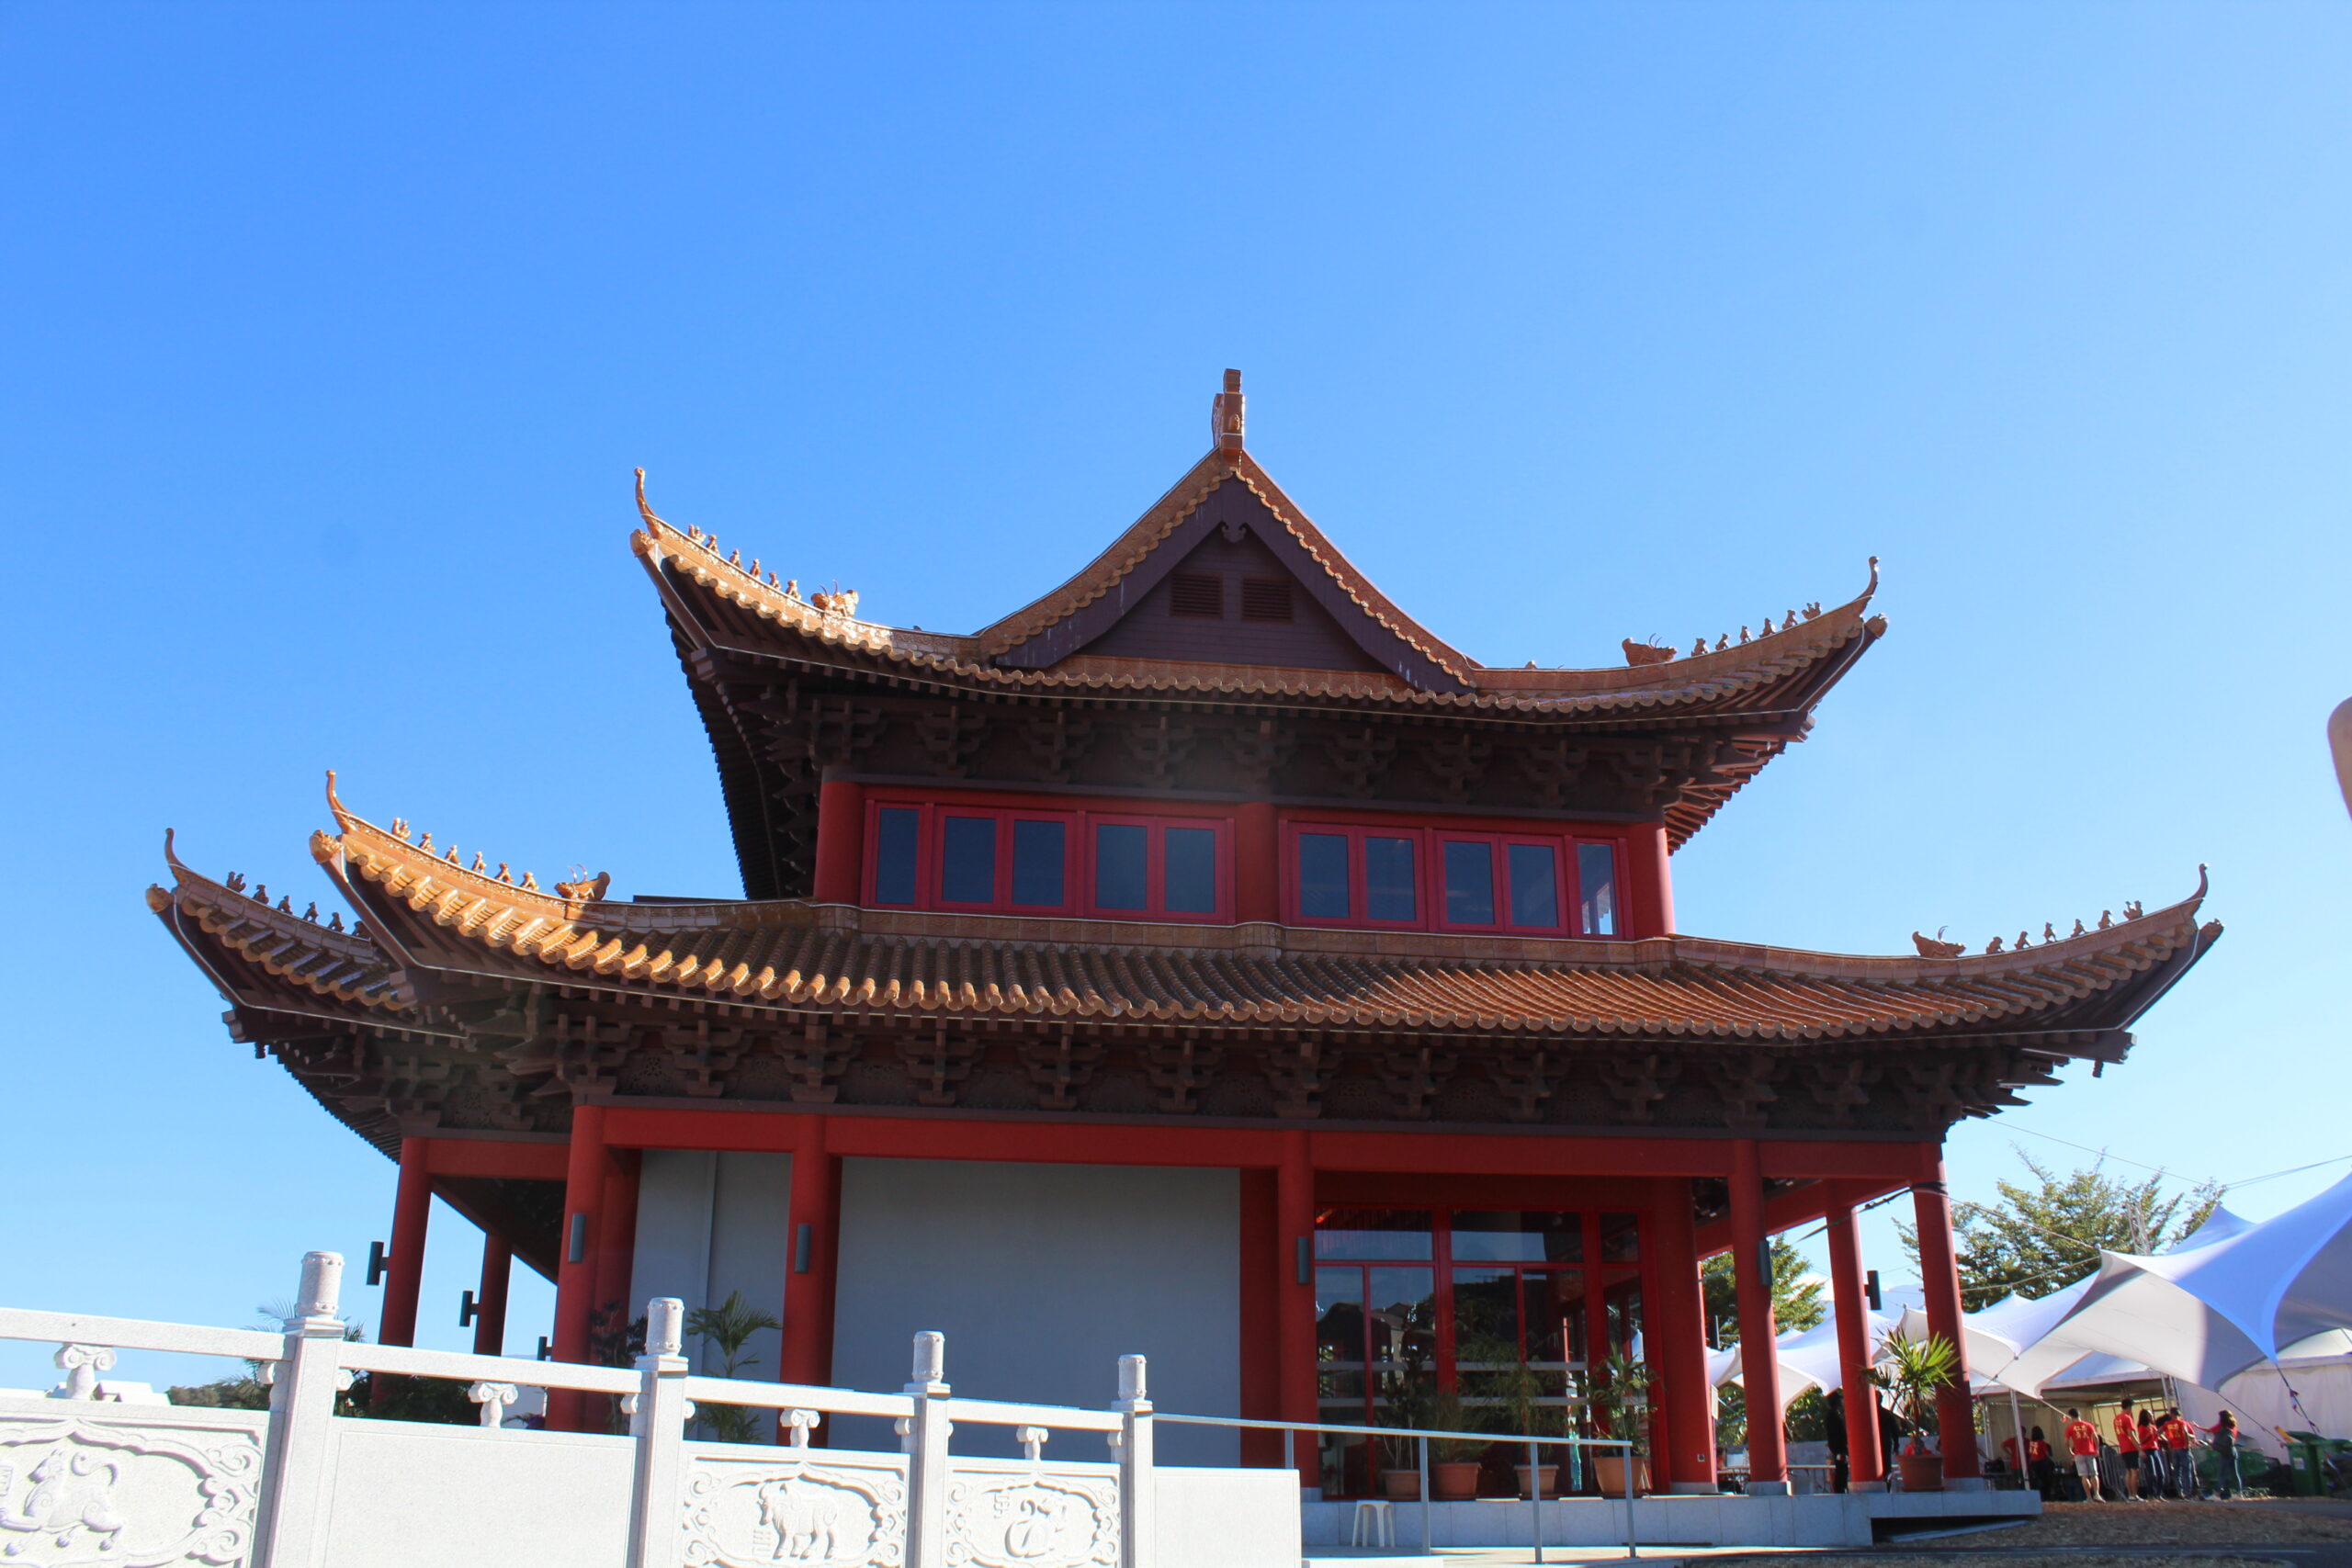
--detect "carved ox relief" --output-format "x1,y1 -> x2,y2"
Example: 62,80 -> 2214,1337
681,1454 -> 908,1568
944,1470 -> 1119,1568
0,1417 -> 261,1568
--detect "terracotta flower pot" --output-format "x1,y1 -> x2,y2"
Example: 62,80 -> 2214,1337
1515,1463 -> 1564,1499
1430,1461 -> 1481,1500
1898,1451 -> 1945,1493
1382,1468 -> 1421,1500
1593,1453 -> 1650,1496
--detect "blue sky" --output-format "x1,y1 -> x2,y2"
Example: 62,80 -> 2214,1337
5,2 -> 2348,1391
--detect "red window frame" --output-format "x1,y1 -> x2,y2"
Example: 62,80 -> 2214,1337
864,799 -> 1232,923
1283,821 -> 1627,937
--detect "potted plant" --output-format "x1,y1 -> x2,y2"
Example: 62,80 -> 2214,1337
1494,1359 -> 1565,1498
1425,1384 -> 1487,1500
1377,1367 -> 1434,1499
1874,1331 -> 1960,1494
1589,1352 -> 1654,1497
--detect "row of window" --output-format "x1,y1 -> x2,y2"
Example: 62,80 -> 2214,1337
865,802 -> 1625,935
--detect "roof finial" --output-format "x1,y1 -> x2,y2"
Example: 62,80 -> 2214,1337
1212,369 -> 1245,454
634,468 -> 668,530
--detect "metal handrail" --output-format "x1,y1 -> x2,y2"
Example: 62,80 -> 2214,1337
1154,1412 -> 1640,1561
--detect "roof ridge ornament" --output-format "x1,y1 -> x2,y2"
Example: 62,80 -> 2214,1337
1211,369 -> 1244,454
634,468 -> 668,532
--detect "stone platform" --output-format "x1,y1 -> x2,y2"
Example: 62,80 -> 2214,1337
1302,1487 -> 2041,1551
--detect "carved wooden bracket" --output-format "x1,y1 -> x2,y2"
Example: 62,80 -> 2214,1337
663,1020 -> 744,1098
1418,734 -> 1491,807
1491,1049 -> 1558,1123
899,1028 -> 980,1107
1144,1039 -> 1226,1113
914,708 -> 991,778
1378,1045 -> 1458,1120
1515,740 -> 1590,811
1805,1058 -> 1879,1128
1022,713 -> 1096,784
1716,1053 -> 1781,1130
1264,1041 -> 1332,1119
1222,718 -> 1295,794
1019,1034 -> 1105,1111
1594,1053 -> 1679,1125
1123,716 -> 1198,791
778,1021 -> 854,1105
1321,727 -> 1396,799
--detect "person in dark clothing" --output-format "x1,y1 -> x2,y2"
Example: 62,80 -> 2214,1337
1825,1386 -> 1850,1492
2027,1426 -> 2057,1500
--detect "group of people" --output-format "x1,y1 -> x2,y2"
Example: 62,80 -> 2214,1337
2028,1401 -> 2246,1502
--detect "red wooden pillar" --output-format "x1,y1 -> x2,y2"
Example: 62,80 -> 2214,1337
548,1103 -> 607,1431
1729,1138 -> 1786,1487
593,1150 -> 642,1330
1912,1148 -> 1982,1483
1235,802 -> 1279,924
812,775 -> 865,904
379,1137 -> 433,1348
1824,1201 -> 1885,1485
781,1117 -> 842,1391
1277,1133 -> 1317,1490
1238,1167 -> 1282,1466
472,1233 -> 513,1357
1631,820 -> 1675,938
1647,1178 -> 1716,1490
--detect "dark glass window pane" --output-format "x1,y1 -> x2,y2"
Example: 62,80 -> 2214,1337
1315,1268 -> 1368,1404
1011,819 -> 1066,908
1442,840 -> 1495,925
1093,823 -> 1148,910
1365,836 -> 1417,922
873,807 -> 920,906
1162,827 -> 1216,913
1600,1212 -> 1640,1262
1315,1208 -> 1434,1260
1297,832 -> 1351,919
1507,843 -> 1559,928
1452,1211 -> 1584,1263
940,816 -> 997,904
1577,843 -> 1619,935
1450,1266 -> 1521,1399
1366,1268 -> 1438,1381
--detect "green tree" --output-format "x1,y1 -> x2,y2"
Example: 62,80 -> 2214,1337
688,1290 -> 784,1444
1702,1236 -> 1826,1345
1899,1149 -> 2222,1310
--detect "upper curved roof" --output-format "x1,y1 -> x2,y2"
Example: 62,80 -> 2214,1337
631,437 -> 1885,718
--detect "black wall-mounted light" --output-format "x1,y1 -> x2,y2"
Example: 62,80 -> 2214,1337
793,1223 -> 813,1275
537,1336 -> 552,1361
366,1241 -> 390,1287
1865,1269 -> 1883,1312
458,1290 -> 479,1329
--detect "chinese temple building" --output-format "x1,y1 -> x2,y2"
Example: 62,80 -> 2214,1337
151,372 -> 2218,1495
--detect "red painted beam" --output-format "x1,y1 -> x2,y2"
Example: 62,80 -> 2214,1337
425,1139 -> 568,1181
1691,1177 -> 1901,1258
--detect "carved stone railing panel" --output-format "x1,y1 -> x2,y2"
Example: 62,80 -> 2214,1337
680,1446 -> 910,1568
944,1459 -> 1119,1568
0,1406 -> 265,1568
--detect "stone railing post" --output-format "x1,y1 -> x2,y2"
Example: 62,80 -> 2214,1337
627,1298 -> 692,1568
1115,1353 -> 1156,1568
254,1251 -> 350,1568
902,1331 -> 952,1568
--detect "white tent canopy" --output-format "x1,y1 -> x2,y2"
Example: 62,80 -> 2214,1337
1704,1307 -> 1903,1411
2005,1175 -> 2352,1397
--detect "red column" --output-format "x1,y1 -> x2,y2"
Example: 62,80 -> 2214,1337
1729,1138 -> 1786,1487
593,1150 -> 642,1330
1277,1133 -> 1317,1489
1912,1148 -> 1982,1483
548,1103 -> 607,1431
1235,802 -> 1279,923
812,775 -> 865,903
1648,1178 -> 1716,1490
473,1233 -> 512,1357
1824,1201 -> 1885,1485
1631,821 -> 1675,938
1238,1168 -> 1282,1466
379,1137 -> 433,1348
781,1117 -> 842,1390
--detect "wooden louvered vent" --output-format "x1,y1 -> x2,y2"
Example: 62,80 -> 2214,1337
1169,572 -> 1224,618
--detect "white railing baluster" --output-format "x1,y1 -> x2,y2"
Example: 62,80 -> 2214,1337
626,1298 -> 691,1568
1116,1353 -> 1155,1568
468,1381 -> 519,1429
903,1331 -> 951,1568
253,1250 -> 347,1568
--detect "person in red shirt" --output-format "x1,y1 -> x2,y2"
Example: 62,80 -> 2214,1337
2064,1408 -> 2105,1502
2027,1427 -> 2057,1500
2114,1401 -> 2143,1500
2161,1410 -> 2198,1499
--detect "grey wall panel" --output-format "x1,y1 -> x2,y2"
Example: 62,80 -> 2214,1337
831,1158 -> 1239,1462
631,1150 -> 792,1378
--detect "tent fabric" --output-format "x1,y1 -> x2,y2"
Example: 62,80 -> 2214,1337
1704,1308 -> 1902,1410
2005,1176 -> 2352,1396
